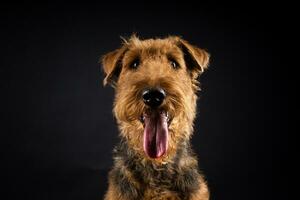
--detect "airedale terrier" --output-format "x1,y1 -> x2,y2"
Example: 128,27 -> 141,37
101,35 -> 210,200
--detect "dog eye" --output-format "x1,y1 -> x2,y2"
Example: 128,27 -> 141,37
129,58 -> 140,69
170,59 -> 179,69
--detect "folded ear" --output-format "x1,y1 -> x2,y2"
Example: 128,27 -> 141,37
176,38 -> 210,79
101,46 -> 127,87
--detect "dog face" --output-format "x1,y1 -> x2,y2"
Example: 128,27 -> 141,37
102,35 -> 209,160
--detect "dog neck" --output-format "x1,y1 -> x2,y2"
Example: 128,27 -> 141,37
111,137 -> 200,199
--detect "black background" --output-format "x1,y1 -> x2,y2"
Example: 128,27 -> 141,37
1,2 -> 289,200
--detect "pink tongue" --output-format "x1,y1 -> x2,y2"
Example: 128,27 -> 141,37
143,112 -> 168,158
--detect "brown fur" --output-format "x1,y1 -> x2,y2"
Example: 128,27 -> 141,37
102,35 -> 210,200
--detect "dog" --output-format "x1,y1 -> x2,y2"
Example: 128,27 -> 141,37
101,35 -> 210,200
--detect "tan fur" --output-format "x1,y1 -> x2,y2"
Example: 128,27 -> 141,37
189,177 -> 210,200
102,35 -> 210,200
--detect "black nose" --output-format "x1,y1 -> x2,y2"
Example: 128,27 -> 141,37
142,88 -> 166,108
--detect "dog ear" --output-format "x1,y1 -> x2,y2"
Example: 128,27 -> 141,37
176,38 -> 210,79
101,46 -> 127,87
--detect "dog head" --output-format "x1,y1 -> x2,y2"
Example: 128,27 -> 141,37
102,35 -> 209,160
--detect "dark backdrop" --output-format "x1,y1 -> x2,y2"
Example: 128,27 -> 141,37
1,2 -> 289,200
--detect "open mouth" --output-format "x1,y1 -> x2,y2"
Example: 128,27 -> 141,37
139,110 -> 172,159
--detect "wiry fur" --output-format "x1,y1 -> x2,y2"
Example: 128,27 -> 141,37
102,35 -> 210,200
